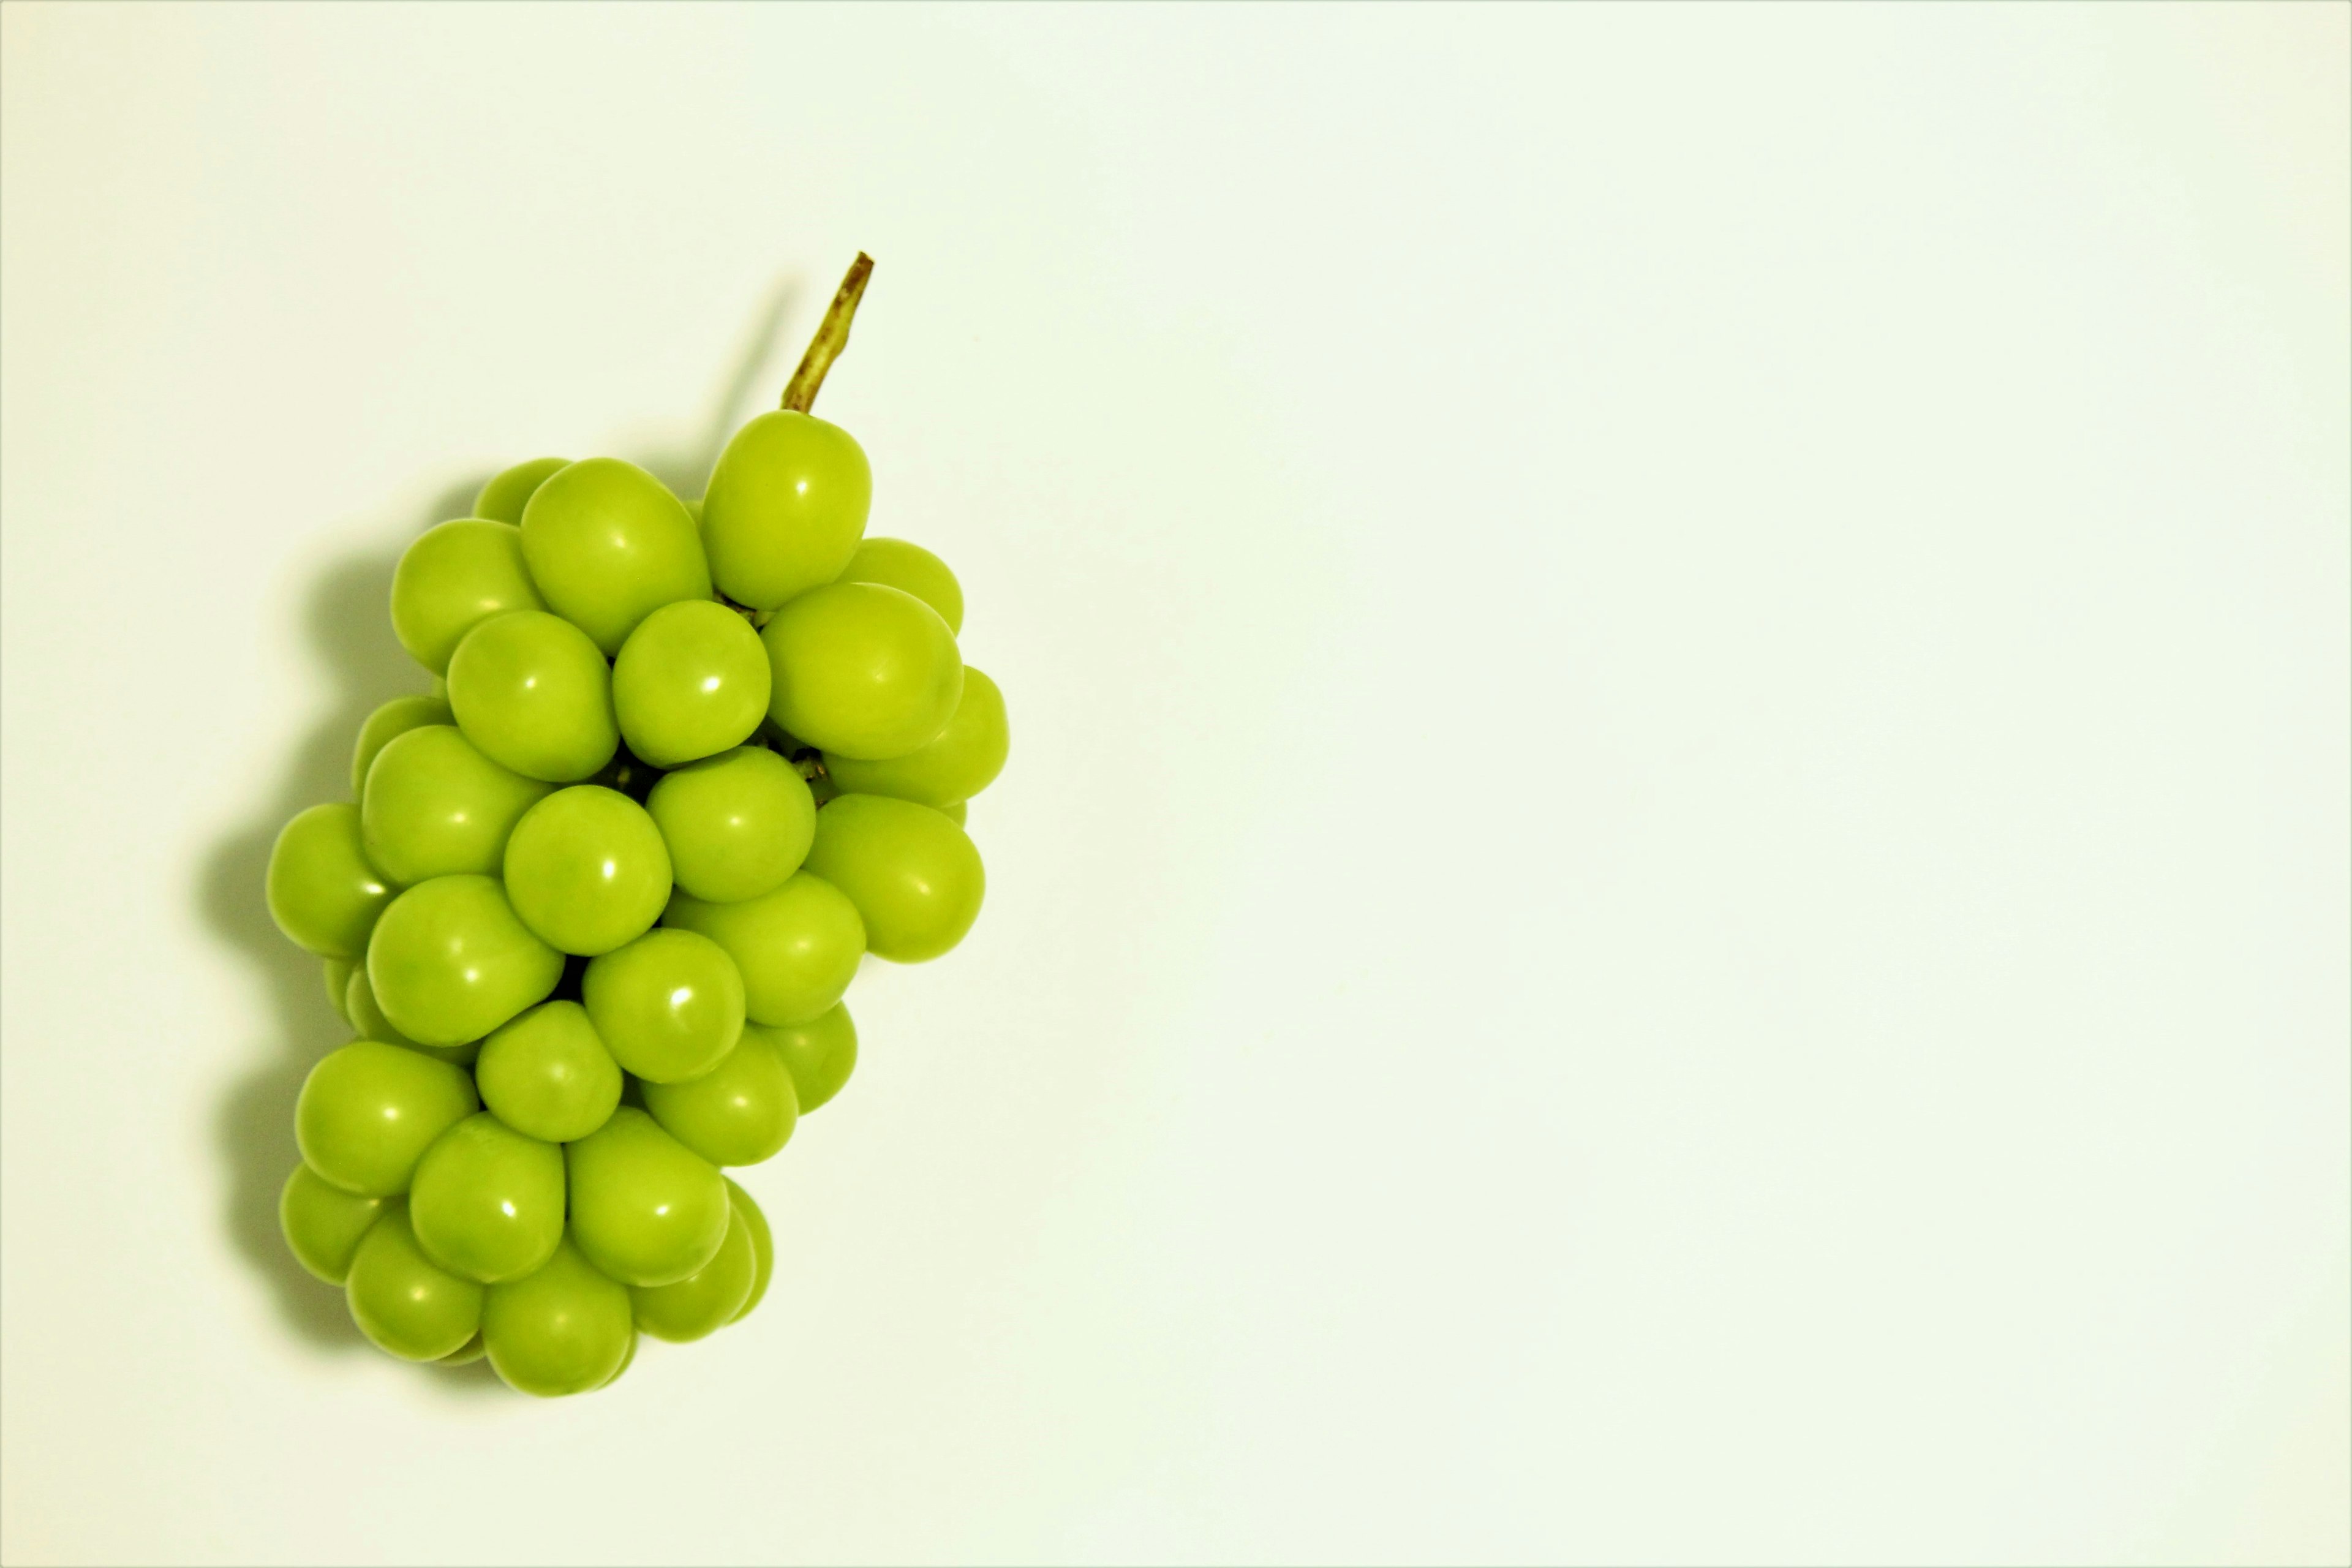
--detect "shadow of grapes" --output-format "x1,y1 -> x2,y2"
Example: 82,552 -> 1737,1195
201,277 -> 800,1382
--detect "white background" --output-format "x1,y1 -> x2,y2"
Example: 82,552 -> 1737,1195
2,6 -> 2345,1564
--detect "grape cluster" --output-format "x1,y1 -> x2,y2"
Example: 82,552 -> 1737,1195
263,292 -> 1006,1395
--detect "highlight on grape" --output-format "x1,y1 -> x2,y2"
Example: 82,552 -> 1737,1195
264,256 -> 1008,1395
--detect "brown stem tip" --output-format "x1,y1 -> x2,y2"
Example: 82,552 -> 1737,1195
781,252 -> 875,413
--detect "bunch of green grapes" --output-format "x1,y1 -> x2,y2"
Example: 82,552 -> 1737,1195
262,257 -> 1006,1395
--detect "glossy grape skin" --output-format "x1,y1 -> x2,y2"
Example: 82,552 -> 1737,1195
761,1005 -> 857,1115
439,1332 -> 488,1366
837,537 -> 962,634
473,457 -> 570,525
390,519 -> 548,676
663,874 -> 863,1027
296,1040 -> 479,1196
701,410 -> 870,609
642,1027 -> 797,1166
476,1000 -> 624,1143
323,957 -> 356,1020
502,786 -> 673,957
629,1203 -> 755,1343
483,1237 -> 634,1396
582,928 -> 745,1083
366,874 -> 563,1046
802,794 -> 986,963
761,583 -> 962,761
565,1107 -> 730,1286
611,600 -> 770,769
824,666 -> 1007,808
360,725 -> 552,886
725,1179 -> 774,1322
351,695 -> 454,797
447,611 -> 619,783
266,803 -> 394,959
409,1113 -> 567,1283
347,1208 -> 484,1362
279,1164 -> 390,1284
518,458 -> 710,655
644,747 -> 813,905
345,967 -> 480,1068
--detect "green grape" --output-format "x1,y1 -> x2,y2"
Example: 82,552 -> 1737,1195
483,1237 -> 636,1396
476,1000 -> 624,1143
762,1004 -> 856,1115
347,1207 -> 483,1362
447,610 -> 619,783
940,800 -> 967,826
823,665 -> 1007,807
725,1178 -> 774,1322
701,410 -> 870,609
518,457 -> 710,655
360,725 -> 552,886
836,536 -> 962,634
565,1107 -> 729,1286
390,519 -> 548,676
802,794 -> 984,963
663,873 -> 862,1026
581,928 -> 745,1082
629,1202 -> 755,1342
366,873 -> 563,1046
351,694 -> 454,797
345,967 -> 480,1067
761,582 -> 962,761
473,457 -> 570,525
439,1332 -> 488,1366
323,957 -> 356,1020
409,1113 -> 566,1283
266,803 -> 394,959
611,600 -> 771,768
279,1164 -> 390,1284
502,786 -> 672,956
641,1026 -> 797,1166
683,498 -> 703,527
296,1040 -> 478,1196
643,746 -> 813,904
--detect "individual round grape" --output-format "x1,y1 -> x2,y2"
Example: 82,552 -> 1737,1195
345,966 -> 480,1067
390,519 -> 548,676
279,1164 -> 390,1284
611,600 -> 770,768
581,929 -> 744,1083
323,957 -> 356,1020
518,458 -> 709,655
836,537 -> 962,633
472,456 -> 570,525
761,582 -> 962,761
360,725 -> 551,886
475,1000 -> 623,1143
351,694 -> 454,797
447,611 -> 619,783
823,666 -> 1007,808
347,1207 -> 483,1362
502,786 -> 672,956
439,1332 -> 488,1366
762,1004 -> 857,1115
482,1237 -> 635,1396
366,873 -> 563,1046
643,747 -> 813,905
725,1178 -> 774,1322
701,410 -> 870,609
409,1113 -> 567,1283
565,1107 -> 729,1286
802,794 -> 985,963
266,803 -> 394,959
663,874 -> 862,1026
296,1040 -> 478,1196
628,1202 -> 755,1343
641,1027 -> 797,1166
